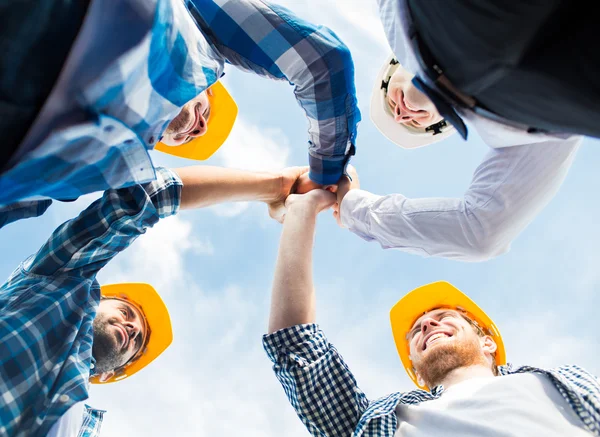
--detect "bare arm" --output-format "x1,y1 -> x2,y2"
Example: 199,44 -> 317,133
173,166 -> 308,219
174,166 -> 279,210
268,190 -> 336,333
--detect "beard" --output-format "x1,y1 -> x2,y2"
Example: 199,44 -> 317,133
92,313 -> 127,374
165,106 -> 192,135
413,335 -> 488,388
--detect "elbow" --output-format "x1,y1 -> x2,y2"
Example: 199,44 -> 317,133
463,240 -> 506,262
460,228 -> 511,262
317,27 -> 355,77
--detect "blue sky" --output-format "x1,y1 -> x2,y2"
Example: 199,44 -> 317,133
1,1 -> 599,435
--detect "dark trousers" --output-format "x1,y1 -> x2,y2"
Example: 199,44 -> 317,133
409,0 -> 600,138
0,0 -> 90,171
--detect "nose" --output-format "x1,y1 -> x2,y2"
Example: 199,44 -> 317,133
421,317 -> 440,334
124,321 -> 141,343
188,114 -> 208,138
393,104 -> 416,123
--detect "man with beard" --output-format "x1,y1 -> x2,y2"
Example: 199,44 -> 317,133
0,0 -> 358,229
263,189 -> 600,436
0,164 -> 310,437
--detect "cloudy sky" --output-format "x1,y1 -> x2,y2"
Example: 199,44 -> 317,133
1,1 -> 599,435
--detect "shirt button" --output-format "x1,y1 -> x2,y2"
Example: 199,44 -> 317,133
124,139 -> 134,145
103,125 -> 114,133
59,394 -> 70,403
148,136 -> 155,144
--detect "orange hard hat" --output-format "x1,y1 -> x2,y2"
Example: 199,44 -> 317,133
154,81 -> 238,160
89,283 -> 173,384
390,281 -> 506,391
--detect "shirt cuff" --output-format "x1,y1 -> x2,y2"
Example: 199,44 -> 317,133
340,189 -> 381,241
142,167 -> 183,219
308,146 -> 354,186
0,199 -> 53,230
263,324 -> 331,366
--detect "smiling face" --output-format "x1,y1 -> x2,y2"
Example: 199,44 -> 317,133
386,65 -> 443,129
92,298 -> 148,379
407,309 -> 497,388
161,89 -> 212,146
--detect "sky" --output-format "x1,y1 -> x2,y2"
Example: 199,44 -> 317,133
1,1 -> 599,436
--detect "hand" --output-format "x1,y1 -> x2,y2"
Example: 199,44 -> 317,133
294,172 -> 323,194
332,165 -> 359,228
285,189 -> 336,218
268,166 -> 311,222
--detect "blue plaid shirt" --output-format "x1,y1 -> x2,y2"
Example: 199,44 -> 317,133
263,324 -> 600,437
79,405 -> 105,437
0,0 -> 359,229
0,167 -> 182,437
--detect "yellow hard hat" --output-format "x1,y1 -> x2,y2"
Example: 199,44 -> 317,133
154,81 -> 238,160
89,283 -> 173,384
390,281 -> 506,391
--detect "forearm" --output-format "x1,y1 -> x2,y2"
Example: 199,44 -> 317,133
268,205 -> 318,333
341,138 -> 580,261
174,166 -> 280,210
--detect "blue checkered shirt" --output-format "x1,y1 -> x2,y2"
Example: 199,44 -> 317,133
0,0 -> 359,229
79,405 -> 105,437
263,324 -> 600,437
0,167 -> 182,437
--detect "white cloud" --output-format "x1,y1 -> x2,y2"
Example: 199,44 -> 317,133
49,193 -> 102,226
97,215 -> 212,291
87,277 -> 309,437
277,0 -> 388,53
207,119 -> 291,218
214,119 -> 290,171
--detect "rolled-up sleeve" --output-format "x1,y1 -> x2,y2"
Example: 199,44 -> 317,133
0,199 -> 53,230
263,324 -> 369,437
25,167 -> 182,278
341,137 -> 580,261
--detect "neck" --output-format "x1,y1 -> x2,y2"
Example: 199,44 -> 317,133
439,364 -> 495,390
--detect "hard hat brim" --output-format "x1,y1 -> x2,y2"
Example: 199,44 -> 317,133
390,281 -> 506,391
370,55 -> 455,149
90,283 -> 173,384
154,81 -> 238,160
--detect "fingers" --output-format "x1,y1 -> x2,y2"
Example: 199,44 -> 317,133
332,209 -> 343,228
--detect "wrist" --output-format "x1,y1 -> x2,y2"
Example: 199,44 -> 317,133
263,172 -> 284,203
286,200 -> 320,218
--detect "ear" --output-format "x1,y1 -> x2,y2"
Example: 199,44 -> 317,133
481,335 -> 497,355
415,369 -> 426,388
97,371 -> 115,383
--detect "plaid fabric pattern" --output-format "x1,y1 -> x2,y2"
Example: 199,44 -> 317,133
78,405 -> 106,437
0,167 -> 182,437
264,324 -> 600,437
0,0 -> 359,228
188,0 -> 360,185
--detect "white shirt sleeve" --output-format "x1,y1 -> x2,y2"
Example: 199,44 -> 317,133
46,402 -> 85,437
340,137 -> 581,261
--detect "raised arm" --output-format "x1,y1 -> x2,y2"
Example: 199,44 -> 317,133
188,0 -> 360,185
264,189 -> 370,436
268,190 -> 335,333
337,137 -> 580,261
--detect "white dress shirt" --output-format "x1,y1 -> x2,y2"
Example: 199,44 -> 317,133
339,0 -> 583,261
